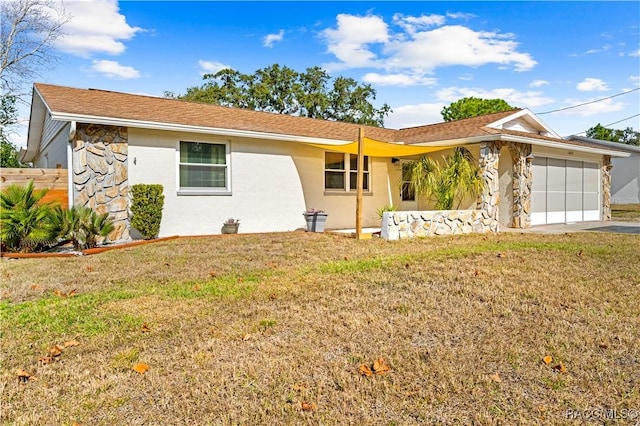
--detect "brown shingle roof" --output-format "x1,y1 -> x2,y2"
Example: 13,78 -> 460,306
34,83 -> 396,142
397,109 -> 521,143
34,83 -> 621,154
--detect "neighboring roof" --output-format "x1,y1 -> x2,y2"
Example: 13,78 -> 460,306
567,135 -> 640,154
27,83 -> 629,159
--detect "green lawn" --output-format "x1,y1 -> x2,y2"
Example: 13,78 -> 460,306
1,231 -> 639,425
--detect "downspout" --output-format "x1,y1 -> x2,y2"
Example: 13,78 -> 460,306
67,121 -> 76,209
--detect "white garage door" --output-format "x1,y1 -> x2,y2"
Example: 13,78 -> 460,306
531,157 -> 600,225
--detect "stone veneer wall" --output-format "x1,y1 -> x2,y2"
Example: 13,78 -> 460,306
381,210 -> 492,240
602,155 -> 612,221
478,141 -> 501,232
72,124 -> 129,241
508,143 -> 533,229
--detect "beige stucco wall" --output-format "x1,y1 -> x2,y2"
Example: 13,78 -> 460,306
128,128 -> 397,236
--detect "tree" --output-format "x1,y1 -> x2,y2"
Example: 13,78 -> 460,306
1,0 -> 69,98
402,147 -> 485,210
177,64 -> 392,127
441,97 -> 515,122
586,123 -> 639,146
0,94 -> 25,167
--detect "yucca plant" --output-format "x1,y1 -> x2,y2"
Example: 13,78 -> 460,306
402,147 -> 485,210
0,181 -> 59,252
53,206 -> 115,250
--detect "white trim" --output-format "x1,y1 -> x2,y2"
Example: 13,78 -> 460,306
49,112 -> 352,146
175,139 -> 232,195
486,108 -> 561,139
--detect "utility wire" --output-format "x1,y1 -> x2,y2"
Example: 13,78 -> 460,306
572,113 -> 640,136
536,87 -> 640,115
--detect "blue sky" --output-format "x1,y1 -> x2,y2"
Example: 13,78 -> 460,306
12,1 -> 640,147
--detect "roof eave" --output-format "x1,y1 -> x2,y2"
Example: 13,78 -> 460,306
48,112 -> 353,146
22,86 -> 49,163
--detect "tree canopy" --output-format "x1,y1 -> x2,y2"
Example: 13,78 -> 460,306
172,64 -> 392,127
441,97 -> 515,122
585,123 -> 639,146
0,94 -> 24,168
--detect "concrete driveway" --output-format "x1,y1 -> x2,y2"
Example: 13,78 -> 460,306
504,221 -> 640,235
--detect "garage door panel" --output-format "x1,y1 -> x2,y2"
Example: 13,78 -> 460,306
584,162 -> 599,192
566,160 -> 583,192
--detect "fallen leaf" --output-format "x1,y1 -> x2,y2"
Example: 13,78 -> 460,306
553,362 -> 567,374
299,401 -> 316,411
242,333 -> 251,341
209,270 -> 217,278
86,265 -> 94,272
16,369 -> 35,382
30,284 -> 41,290
577,250 -> 583,257
497,253 -> 506,258
542,355 -> 553,365
53,289 -> 64,297
67,289 -> 77,297
48,345 -> 63,357
38,356 -> 54,364
405,263 -> 410,269
63,339 -> 80,348
598,343 -> 609,349
141,323 -> 151,333
373,358 -> 391,375
490,373 -> 502,383
132,363 -> 149,374
359,364 -> 373,377
474,270 -> 480,277
192,285 -> 201,291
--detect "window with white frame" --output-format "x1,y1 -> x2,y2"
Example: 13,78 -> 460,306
179,141 -> 229,192
324,152 -> 369,191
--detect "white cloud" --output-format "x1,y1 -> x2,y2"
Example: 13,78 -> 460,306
321,14 -> 389,70
198,60 -> 232,75
55,0 -> 142,57
529,79 -> 549,88
362,72 -> 436,86
629,49 -> 640,57
630,75 -> 640,85
458,73 -> 474,81
558,98 -> 624,116
436,86 -> 554,108
385,103 -> 444,129
576,78 -> 609,92
263,30 -> 285,48
90,60 -> 140,79
446,12 -> 476,20
321,14 -> 536,78
393,13 -> 446,34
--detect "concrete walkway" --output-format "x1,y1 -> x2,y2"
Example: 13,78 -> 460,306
503,221 -> 640,235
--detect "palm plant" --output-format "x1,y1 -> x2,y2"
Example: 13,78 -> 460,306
0,181 -> 59,252
402,147 -> 485,210
53,206 -> 115,250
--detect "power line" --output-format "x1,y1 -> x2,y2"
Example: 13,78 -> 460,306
536,87 -> 640,115
572,113 -> 640,136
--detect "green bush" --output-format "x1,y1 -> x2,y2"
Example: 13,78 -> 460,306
0,181 -> 59,252
130,184 -> 164,239
53,206 -> 115,250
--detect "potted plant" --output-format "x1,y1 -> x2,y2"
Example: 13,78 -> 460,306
221,218 -> 240,234
303,208 -> 328,232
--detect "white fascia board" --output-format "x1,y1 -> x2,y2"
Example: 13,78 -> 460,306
22,87 -> 50,162
501,134 -> 630,157
487,108 -> 561,139
48,112 -> 353,146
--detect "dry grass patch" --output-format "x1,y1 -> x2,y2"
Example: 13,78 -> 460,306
1,231 -> 639,425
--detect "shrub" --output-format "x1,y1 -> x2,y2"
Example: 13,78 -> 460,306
130,184 -> 164,239
0,181 -> 59,252
53,206 -> 115,250
376,204 -> 397,219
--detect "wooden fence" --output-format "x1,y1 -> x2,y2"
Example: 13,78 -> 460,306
0,168 -> 68,207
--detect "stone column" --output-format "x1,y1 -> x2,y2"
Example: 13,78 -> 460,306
478,141 -> 501,232
602,155 -> 612,221
72,124 -> 129,241
509,143 -> 533,229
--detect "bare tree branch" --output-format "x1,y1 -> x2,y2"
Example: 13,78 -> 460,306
0,0 -> 69,101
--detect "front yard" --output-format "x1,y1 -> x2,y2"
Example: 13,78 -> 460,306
1,231 -> 638,425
